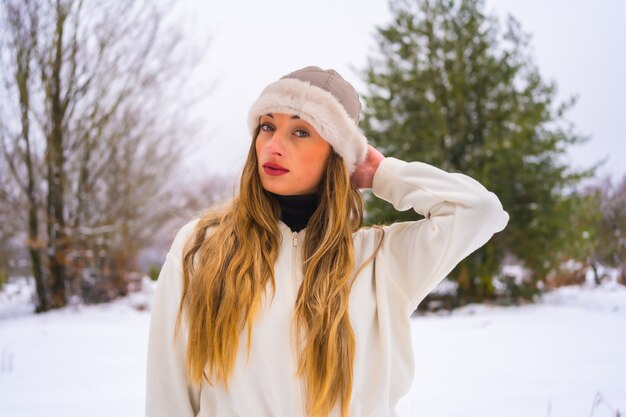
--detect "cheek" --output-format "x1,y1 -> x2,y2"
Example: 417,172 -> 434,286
300,144 -> 331,179
254,136 -> 267,169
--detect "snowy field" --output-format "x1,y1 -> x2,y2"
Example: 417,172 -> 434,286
1,277 -> 624,417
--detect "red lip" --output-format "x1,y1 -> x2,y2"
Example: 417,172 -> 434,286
263,162 -> 289,176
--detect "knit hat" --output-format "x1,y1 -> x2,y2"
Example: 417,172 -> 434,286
247,66 -> 368,173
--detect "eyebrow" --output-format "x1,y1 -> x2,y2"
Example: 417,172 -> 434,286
265,113 -> 301,120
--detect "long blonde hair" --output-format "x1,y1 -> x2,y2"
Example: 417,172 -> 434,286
177,128 -> 364,417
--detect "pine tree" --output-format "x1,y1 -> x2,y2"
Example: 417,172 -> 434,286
361,0 -> 591,302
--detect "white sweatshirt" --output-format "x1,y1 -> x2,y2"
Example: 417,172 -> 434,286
145,157 -> 509,417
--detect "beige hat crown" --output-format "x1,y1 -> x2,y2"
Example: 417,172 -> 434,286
247,66 -> 368,173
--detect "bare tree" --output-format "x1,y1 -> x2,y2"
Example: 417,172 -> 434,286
0,0 -> 48,310
0,160 -> 27,290
1,0 -> 209,310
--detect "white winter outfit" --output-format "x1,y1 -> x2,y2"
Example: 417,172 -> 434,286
145,157 -> 509,417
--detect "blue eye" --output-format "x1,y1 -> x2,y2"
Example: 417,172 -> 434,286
259,122 -> 274,132
294,130 -> 310,138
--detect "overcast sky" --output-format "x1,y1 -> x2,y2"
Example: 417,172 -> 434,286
181,0 -> 625,183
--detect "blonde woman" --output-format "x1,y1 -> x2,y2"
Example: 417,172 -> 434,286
145,66 -> 509,417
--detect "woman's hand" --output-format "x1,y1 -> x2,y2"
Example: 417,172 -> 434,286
351,145 -> 385,189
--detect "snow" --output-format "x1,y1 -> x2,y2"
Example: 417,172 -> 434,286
1,278 -> 624,417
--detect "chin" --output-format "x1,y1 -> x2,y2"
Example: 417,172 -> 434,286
261,181 -> 308,196
263,184 -> 291,196
259,177 -> 285,195
259,172 -> 315,196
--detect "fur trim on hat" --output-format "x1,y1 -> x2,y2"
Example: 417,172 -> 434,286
247,78 -> 368,173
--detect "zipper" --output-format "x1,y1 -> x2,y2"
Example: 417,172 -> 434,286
291,231 -> 299,299
290,230 -> 307,416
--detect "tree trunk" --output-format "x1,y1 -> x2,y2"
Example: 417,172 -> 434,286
24,100 -> 47,312
28,202 -> 48,312
589,260 -> 600,286
12,0 -> 49,312
455,262 -> 477,302
46,3 -> 68,308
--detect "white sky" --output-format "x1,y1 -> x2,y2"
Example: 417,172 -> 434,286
181,0 -> 626,182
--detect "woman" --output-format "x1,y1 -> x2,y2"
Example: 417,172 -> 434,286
145,66 -> 509,417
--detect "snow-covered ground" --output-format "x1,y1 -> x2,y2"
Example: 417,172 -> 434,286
1,278 -> 624,417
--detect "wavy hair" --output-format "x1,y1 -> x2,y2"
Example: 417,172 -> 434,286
177,127 -> 365,417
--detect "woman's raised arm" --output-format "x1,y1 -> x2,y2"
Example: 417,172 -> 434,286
369,156 -> 509,313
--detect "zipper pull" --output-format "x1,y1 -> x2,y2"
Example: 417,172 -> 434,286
292,231 -> 298,247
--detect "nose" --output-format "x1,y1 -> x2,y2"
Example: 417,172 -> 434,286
264,130 -> 285,156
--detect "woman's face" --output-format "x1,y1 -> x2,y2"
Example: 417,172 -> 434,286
255,113 -> 332,195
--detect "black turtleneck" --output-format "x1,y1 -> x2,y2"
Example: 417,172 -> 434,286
270,192 -> 319,232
